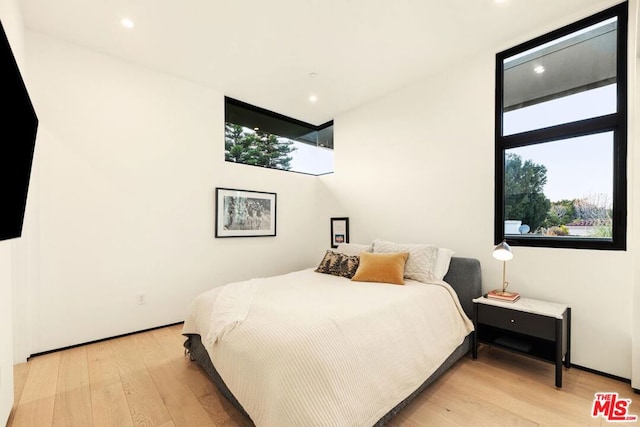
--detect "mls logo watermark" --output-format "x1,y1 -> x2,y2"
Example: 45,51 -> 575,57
592,392 -> 638,422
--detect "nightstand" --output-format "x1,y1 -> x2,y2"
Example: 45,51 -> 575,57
472,296 -> 571,387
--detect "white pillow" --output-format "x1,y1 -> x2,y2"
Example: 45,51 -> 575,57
372,239 -> 438,283
434,248 -> 455,281
335,243 -> 373,256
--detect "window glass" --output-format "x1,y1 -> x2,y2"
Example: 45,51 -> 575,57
502,18 -> 617,136
289,137 -> 333,175
495,3 -> 627,250
503,84 -> 616,136
224,97 -> 334,175
504,132 -> 613,238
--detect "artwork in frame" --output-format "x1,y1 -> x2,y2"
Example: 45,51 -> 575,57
330,217 -> 349,248
215,187 -> 277,238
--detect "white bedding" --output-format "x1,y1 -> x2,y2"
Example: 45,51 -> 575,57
182,268 -> 474,427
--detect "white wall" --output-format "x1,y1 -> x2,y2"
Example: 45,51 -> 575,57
632,0 -> 640,391
633,62 -> 640,388
13,0 -> 639,389
0,0 -> 26,423
322,21 -> 637,378
17,32 -> 326,356
0,241 -> 14,427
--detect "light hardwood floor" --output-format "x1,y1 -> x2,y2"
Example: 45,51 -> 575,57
7,324 -> 638,427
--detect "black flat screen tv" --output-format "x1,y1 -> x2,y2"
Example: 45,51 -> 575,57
0,19 -> 38,241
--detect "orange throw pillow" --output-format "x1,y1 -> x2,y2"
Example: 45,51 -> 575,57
351,252 -> 409,285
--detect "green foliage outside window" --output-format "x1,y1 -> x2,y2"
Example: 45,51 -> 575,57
506,153 -> 612,237
504,153 -> 551,233
225,123 -> 296,170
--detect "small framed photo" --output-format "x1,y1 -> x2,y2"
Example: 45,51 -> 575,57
330,217 -> 349,248
215,188 -> 277,238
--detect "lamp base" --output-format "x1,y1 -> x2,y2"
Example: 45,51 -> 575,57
491,289 -> 516,297
487,289 -> 521,302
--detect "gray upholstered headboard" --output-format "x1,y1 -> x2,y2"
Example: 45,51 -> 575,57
442,257 -> 482,319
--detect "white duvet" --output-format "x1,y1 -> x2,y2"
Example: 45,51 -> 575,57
182,268 -> 474,427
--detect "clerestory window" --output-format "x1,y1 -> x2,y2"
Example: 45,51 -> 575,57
494,2 -> 628,250
224,97 -> 333,176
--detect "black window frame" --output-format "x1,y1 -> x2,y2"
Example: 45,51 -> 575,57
494,2 -> 628,250
224,97 -> 334,176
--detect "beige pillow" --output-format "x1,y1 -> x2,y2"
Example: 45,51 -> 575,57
335,243 -> 373,256
351,252 -> 409,285
372,239 -> 438,283
434,248 -> 455,280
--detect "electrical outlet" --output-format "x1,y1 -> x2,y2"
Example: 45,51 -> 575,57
136,293 -> 145,305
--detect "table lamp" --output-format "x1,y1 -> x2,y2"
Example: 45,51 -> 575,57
492,240 -> 514,296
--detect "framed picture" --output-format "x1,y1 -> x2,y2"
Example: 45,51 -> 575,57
330,217 -> 349,248
215,187 -> 277,238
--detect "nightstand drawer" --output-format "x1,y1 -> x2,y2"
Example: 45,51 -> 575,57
477,304 -> 556,341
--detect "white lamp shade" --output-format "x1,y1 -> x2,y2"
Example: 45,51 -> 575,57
492,241 -> 513,261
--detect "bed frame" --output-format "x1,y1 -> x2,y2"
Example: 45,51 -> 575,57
183,256 -> 482,426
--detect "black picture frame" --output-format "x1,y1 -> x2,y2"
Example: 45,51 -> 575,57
330,217 -> 349,248
215,187 -> 277,238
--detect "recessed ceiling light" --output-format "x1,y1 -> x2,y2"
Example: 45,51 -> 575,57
309,95 -> 318,103
121,18 -> 135,29
534,65 -> 545,74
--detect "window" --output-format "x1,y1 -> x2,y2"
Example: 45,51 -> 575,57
495,3 -> 627,250
224,97 -> 333,175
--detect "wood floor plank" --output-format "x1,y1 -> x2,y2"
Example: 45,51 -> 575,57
10,352 -> 60,427
151,326 -> 187,360
170,351 -> 217,398
109,334 -> 173,426
389,363 -> 537,427
7,362 -> 30,427
133,327 -> 169,369
11,362 -> 30,405
9,325 -> 639,427
146,361 -> 216,427
87,340 -> 121,390
52,346 -> 93,427
389,392 -> 467,427
452,360 -> 597,426
196,391 -> 253,427
168,347 -> 252,426
152,327 -> 218,397
91,382 -> 134,427
110,335 -> 148,374
168,323 -> 185,337
134,330 -> 216,426
460,347 -> 636,426
150,323 -> 249,425
167,333 -> 254,426
431,373 -> 547,426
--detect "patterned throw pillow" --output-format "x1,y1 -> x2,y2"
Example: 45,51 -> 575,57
315,250 -> 360,279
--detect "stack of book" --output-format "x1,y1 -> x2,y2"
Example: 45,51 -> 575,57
486,290 -> 521,303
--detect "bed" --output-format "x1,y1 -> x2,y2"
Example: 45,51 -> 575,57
182,243 -> 482,426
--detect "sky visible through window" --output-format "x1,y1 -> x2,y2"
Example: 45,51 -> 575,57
289,140 -> 333,175
504,84 -> 615,204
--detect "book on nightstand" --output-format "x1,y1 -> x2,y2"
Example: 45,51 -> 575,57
486,290 -> 521,303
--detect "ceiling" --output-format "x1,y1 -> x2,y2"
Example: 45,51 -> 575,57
19,0 -> 623,126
